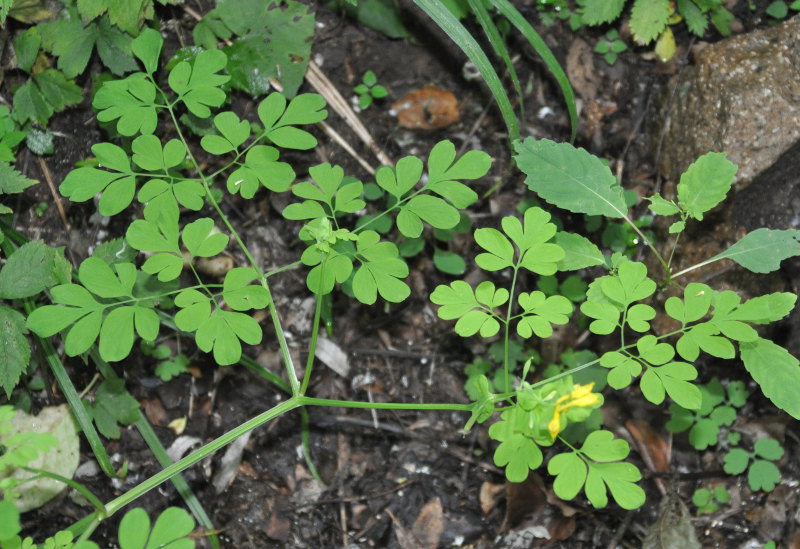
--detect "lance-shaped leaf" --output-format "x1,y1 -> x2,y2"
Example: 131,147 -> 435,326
555,231 -> 605,271
514,138 -> 627,218
677,152 -> 737,221
258,92 -> 327,150
430,280 -> 507,337
60,142 -> 137,216
352,231 -> 410,304
516,291 -> 573,338
706,228 -> 800,274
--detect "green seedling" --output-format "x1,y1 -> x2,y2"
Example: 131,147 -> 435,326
594,29 -> 628,65
765,0 -> 800,19
691,485 -> 730,515
353,70 -> 388,110
724,438 -> 784,492
667,379 -> 749,450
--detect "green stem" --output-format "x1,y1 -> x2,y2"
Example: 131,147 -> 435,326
502,266 -> 521,393
104,397 -> 303,516
166,106 -> 301,395
299,293 -> 323,395
621,213 -> 670,276
298,396 -> 472,411
265,260 -> 302,278
20,467 -> 106,513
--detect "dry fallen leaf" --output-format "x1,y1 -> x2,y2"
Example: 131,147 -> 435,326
392,86 -> 460,130
480,481 -> 505,516
389,497 -> 445,549
643,489 -> 701,549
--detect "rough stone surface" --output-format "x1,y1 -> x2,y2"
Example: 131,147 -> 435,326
659,15 -> 800,188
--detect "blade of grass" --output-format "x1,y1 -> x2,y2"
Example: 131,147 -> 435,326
488,0 -> 578,142
413,0 -> 519,141
467,0 -> 525,123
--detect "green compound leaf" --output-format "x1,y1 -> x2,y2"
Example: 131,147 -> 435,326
514,138 -> 628,218
175,290 -> 262,366
93,73 -> 160,136
548,452 -> 587,500
131,27 -> 163,75
352,231 -> 410,304
201,111 -> 251,154
676,322 -> 735,361
430,280 -> 507,337
126,211 -> 183,281
222,268 -> 269,311
600,261 -> 655,306
257,92 -> 328,150
677,152 -> 737,221
228,145 -> 295,198
679,0 -> 709,35
580,300 -> 620,335
26,260 -> 159,362
131,136 -> 187,184
554,231 -> 605,271
168,48 -> 229,118
740,337 -> 800,420
665,282 -> 712,325
475,208 -> 563,274
754,438 -> 784,461
723,447 -> 750,475
579,0 -> 626,24
489,407 -> 543,482
641,362 -> 701,409
599,351 -> 641,389
516,291 -> 573,338
629,0 -> 671,44
425,139 -> 490,207
118,506 -> 195,549
0,305 -> 30,397
283,163 -> 364,220
707,228 -> 800,274
626,303 -> 656,332
181,218 -> 229,258
0,241 -> 71,299
375,155 -> 423,199
585,461 -> 645,509
748,459 -> 781,492
60,142 -> 138,216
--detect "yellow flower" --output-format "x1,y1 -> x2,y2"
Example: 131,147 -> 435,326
547,382 -> 601,439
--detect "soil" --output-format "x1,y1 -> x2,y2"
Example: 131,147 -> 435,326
6,2 -> 800,548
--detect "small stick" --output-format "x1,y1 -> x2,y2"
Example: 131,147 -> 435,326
317,120 -> 375,174
38,156 -> 72,233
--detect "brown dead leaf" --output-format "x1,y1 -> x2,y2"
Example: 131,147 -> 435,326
626,418 -> 670,495
566,38 -> 600,101
642,490 -> 701,549
547,515 -> 576,541
501,475 -> 547,532
392,86 -> 459,130
388,497 -> 444,549
141,398 -> 167,426
479,481 -> 505,516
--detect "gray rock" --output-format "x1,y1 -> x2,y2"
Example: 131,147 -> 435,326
659,15 -> 800,188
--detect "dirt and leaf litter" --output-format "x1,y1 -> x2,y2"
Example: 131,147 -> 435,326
5,3 -> 800,549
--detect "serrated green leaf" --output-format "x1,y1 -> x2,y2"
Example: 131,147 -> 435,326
13,70 -> 82,126
728,292 -> 796,324
740,338 -> 800,420
0,241 -> 71,299
13,27 -> 41,73
708,228 -> 800,274
0,306 -> 30,397
678,0 -> 709,35
676,152 -> 737,220
646,193 -> 680,216
579,0 -> 626,24
554,231 -> 605,270
514,138 -> 627,218
0,162 -> 36,195
630,0 -> 671,44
